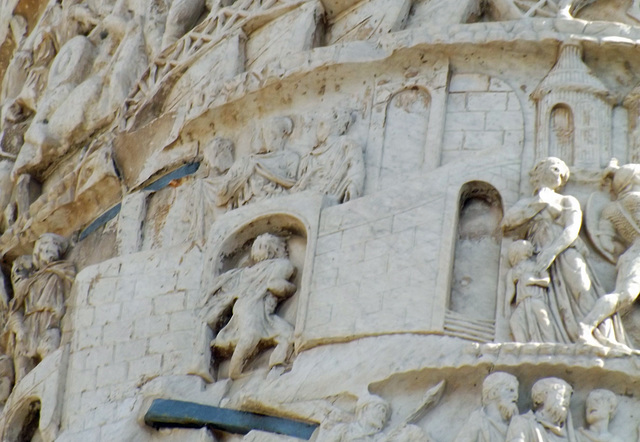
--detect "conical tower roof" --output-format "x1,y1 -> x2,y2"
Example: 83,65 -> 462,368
532,42 -> 611,101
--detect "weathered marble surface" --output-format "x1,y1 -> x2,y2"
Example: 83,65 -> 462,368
3,1 -> 640,441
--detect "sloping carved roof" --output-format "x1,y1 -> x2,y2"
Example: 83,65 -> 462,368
532,41 -> 611,100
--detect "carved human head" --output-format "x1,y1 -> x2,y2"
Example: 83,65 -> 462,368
507,240 -> 535,267
529,157 -> 570,193
250,233 -> 287,263
585,389 -> 617,425
203,137 -> 234,175
316,110 -> 356,143
259,117 -> 293,153
531,378 -> 572,424
482,372 -> 519,420
356,395 -> 390,432
33,233 -> 67,268
11,255 -> 33,287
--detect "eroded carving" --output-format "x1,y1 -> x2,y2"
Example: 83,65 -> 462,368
293,110 -> 365,204
217,117 -> 298,210
315,392 -> 437,442
12,234 -> 74,382
505,240 -> 558,343
201,233 -> 296,379
578,389 -> 622,442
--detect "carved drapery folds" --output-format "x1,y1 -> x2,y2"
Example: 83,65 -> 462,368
216,111 -> 365,212
202,232 -> 301,380
0,233 -> 74,410
502,157 -> 631,352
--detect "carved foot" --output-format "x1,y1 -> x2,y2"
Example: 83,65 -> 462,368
577,323 -> 602,347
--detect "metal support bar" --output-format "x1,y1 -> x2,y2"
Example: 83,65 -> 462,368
144,399 -> 318,440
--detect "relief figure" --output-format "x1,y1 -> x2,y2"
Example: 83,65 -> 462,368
316,382 -> 444,442
293,110 -> 365,204
505,240 -> 560,343
13,234 -> 75,381
454,372 -> 519,442
217,117 -> 298,209
186,137 -> 234,243
0,256 -> 32,393
315,394 -> 433,442
579,160 -> 640,350
506,377 -> 576,442
201,233 -> 296,379
578,389 -> 624,442
502,157 -> 627,348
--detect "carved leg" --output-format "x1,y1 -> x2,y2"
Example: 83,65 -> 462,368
578,293 -> 629,346
268,337 -> 292,369
228,335 -> 260,380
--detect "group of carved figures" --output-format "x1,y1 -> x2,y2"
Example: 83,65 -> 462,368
0,234 -> 74,405
454,372 -> 635,442
502,157 -> 640,353
312,373 -> 633,442
204,112 -> 364,211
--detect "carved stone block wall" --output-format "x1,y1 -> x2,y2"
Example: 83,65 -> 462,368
4,0 -> 640,441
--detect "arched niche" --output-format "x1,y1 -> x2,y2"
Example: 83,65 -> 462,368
206,214 -> 307,379
216,213 -> 308,325
380,88 -> 431,187
549,104 -> 575,165
449,182 -> 503,325
200,191 -> 325,380
3,398 -> 42,442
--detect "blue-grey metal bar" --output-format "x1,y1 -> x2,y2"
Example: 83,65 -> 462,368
78,203 -> 121,240
143,162 -> 200,192
144,399 -> 317,440
78,162 -> 201,241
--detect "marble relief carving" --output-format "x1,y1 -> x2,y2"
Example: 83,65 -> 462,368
506,377 -> 575,442
502,157 -> 629,350
0,233 -> 74,403
454,372 -> 519,442
6,0 -> 640,440
217,117 -> 298,210
579,160 -> 640,348
292,110 -> 365,204
202,233 -> 296,379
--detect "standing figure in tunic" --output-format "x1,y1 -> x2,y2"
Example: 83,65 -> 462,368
502,157 -> 627,349
1,255 -> 33,388
14,234 -> 75,380
201,233 -> 296,379
505,240 -> 559,343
